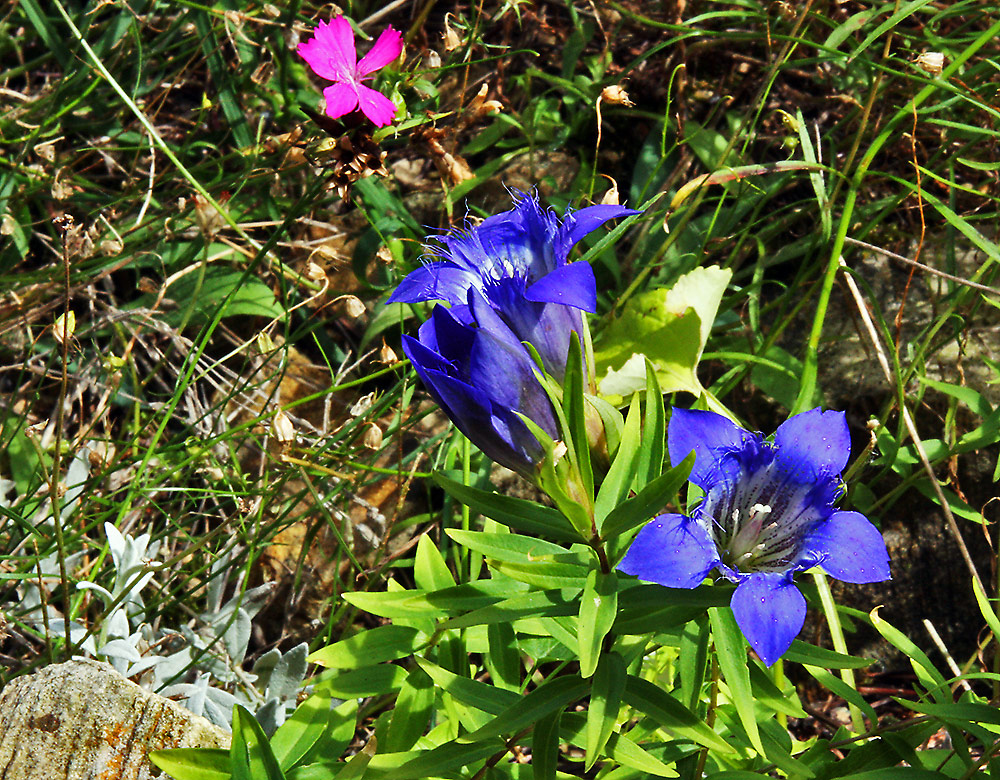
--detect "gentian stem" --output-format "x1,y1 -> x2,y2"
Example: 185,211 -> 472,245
590,536 -> 612,575
693,654 -> 720,780
812,569 -> 864,734
773,660 -> 788,730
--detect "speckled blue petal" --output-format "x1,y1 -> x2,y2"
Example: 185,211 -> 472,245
618,513 -> 719,589
386,263 -> 477,306
730,572 -> 806,667
807,510 -> 890,584
774,408 -> 851,484
524,261 -> 596,312
668,408 -> 749,489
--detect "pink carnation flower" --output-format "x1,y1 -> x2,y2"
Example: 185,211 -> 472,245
297,17 -> 403,128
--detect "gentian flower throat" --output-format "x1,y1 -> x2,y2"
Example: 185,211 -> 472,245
697,441 -> 843,575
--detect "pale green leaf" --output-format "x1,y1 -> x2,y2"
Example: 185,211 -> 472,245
594,266 -> 731,404
148,749 -> 231,780
308,625 -> 425,668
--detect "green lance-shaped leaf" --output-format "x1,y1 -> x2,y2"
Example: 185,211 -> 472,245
342,580 -> 525,619
486,620 -> 522,691
782,640 -> 875,669
415,658 -> 520,715
333,736 -> 377,780
562,333 -> 595,505
594,266 -> 732,405
459,674 -> 588,743
385,667 -> 436,753
578,567 -> 619,678
614,581 -> 732,636
759,719 -> 817,778
903,700 -> 1000,729
492,559 -> 590,589
594,393 -> 642,529
560,713 -> 683,778
602,731 -> 681,778
314,664 -> 407,698
433,473 -> 582,543
532,709 -> 562,780
270,691 -> 336,771
148,749 -> 231,780
748,661 -> 805,718
586,652 -> 627,769
678,617 -> 710,712
709,606 -> 763,754
442,587 -> 578,630
602,451 -> 694,550
308,625 -> 425,669
292,699 -> 357,768
974,574 -> 1000,647
803,664 -> 876,725
869,607 -> 949,701
414,533 -> 456,590
622,675 -> 736,754
446,528 -> 589,588
636,357 -> 665,491
379,740 -> 503,780
232,705 -> 286,780
445,529 -> 577,564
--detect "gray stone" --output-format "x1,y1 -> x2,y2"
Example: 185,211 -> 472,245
0,659 -> 230,780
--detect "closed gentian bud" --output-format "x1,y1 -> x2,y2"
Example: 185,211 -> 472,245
402,301 -> 559,478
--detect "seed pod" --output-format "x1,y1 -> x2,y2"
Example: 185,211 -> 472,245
272,410 -> 295,443
362,423 -> 383,450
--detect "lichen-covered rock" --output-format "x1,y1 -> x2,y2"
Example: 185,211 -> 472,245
0,659 -> 230,780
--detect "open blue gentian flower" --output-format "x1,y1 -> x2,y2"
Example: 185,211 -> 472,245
388,192 -> 639,379
619,407 -> 890,666
401,293 -> 560,478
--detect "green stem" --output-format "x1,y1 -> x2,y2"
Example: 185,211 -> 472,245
812,569 -> 864,734
693,654 -> 720,780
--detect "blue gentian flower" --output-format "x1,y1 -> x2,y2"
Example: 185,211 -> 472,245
401,294 -> 559,478
619,408 -> 890,666
388,192 -> 639,379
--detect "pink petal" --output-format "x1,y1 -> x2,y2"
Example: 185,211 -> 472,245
322,82 -> 360,119
356,27 -> 403,77
356,84 -> 397,126
297,17 -> 357,82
